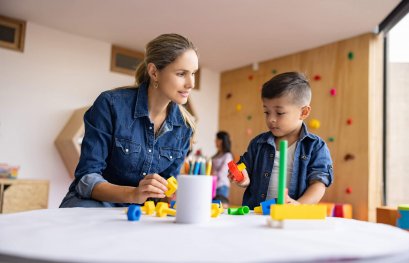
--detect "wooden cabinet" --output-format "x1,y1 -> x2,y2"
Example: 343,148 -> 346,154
0,179 -> 49,214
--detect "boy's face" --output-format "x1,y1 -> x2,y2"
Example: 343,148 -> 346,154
262,96 -> 310,140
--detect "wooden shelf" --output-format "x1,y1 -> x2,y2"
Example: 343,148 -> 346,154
0,179 -> 49,213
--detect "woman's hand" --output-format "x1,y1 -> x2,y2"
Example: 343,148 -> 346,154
130,174 -> 168,204
228,168 -> 250,188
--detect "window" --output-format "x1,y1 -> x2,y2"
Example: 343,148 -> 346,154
379,1 -> 409,206
0,15 -> 26,52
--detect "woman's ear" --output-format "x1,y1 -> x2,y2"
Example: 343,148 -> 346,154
300,105 -> 311,120
147,63 -> 159,82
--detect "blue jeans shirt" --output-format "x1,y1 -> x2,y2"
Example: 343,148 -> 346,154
60,82 -> 192,207
239,123 -> 333,209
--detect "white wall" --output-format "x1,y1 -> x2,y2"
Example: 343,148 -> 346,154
190,68 -> 220,158
0,22 -> 219,208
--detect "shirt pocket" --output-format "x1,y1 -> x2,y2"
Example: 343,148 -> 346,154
111,137 -> 142,171
158,147 -> 182,171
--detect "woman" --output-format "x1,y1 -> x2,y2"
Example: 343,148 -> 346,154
211,131 -> 234,204
60,34 -> 198,207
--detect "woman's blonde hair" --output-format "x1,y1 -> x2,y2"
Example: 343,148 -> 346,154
135,33 -> 198,142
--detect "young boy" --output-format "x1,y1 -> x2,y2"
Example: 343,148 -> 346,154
228,72 -> 333,209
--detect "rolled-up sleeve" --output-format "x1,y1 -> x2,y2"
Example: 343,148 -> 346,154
307,140 -> 334,187
76,173 -> 108,198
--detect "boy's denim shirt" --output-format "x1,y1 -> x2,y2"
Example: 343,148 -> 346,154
63,82 -> 192,205
239,123 -> 333,209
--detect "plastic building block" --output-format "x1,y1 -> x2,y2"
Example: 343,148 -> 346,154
254,206 -> 262,214
141,201 -> 156,215
127,205 -> 142,221
313,75 -> 321,81
376,206 -> 398,226
164,176 -> 177,197
348,51 -> 354,60
397,205 -> 409,230
344,154 -> 355,161
270,204 -> 326,220
211,203 -> 224,218
212,200 -> 222,207
228,206 -> 250,215
156,202 -> 176,217
170,200 -> 176,209
345,187 -> 352,194
346,118 -> 353,125
228,161 -> 246,182
330,88 -> 336,96
260,199 -> 276,215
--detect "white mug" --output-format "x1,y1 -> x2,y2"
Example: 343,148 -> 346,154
175,175 -> 212,224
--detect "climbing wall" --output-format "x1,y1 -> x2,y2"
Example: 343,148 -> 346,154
220,33 -> 384,221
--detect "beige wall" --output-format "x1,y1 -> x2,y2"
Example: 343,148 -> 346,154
220,33 -> 384,221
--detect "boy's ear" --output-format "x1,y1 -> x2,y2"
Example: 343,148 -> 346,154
147,63 -> 159,82
300,106 -> 311,120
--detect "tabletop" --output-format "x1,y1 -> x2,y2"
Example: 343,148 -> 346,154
1,208 -> 409,263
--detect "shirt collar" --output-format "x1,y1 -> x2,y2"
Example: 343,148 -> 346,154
133,82 -> 185,127
257,122 -> 315,146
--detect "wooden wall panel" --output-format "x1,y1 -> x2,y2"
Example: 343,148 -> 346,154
220,33 -> 383,221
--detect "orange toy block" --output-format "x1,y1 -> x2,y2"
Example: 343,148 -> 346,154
156,202 -> 176,217
164,176 -> 178,197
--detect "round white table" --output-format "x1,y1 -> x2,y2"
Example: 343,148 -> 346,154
1,208 -> 409,262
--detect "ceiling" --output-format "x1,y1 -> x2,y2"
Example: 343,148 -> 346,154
0,0 -> 401,72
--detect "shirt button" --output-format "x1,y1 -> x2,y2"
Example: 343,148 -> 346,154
125,149 -> 129,153
264,172 -> 269,177
143,172 -> 147,176
148,149 -> 152,153
170,156 -> 173,159
149,126 -> 152,130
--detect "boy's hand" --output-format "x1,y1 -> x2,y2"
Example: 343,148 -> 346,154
228,168 -> 250,188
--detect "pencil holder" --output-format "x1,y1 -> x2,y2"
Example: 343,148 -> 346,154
175,175 -> 212,224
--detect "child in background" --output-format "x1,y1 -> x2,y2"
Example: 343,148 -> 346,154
228,72 -> 333,209
211,131 -> 234,206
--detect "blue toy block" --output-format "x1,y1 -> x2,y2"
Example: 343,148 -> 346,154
397,210 -> 409,230
261,199 -> 276,215
127,205 -> 142,221
170,200 -> 176,209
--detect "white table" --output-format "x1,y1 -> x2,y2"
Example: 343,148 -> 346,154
1,208 -> 409,262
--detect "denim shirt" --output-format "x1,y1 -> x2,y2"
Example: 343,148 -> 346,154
63,82 -> 192,205
239,123 -> 333,209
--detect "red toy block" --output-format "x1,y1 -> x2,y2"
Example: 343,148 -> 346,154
228,161 -> 244,182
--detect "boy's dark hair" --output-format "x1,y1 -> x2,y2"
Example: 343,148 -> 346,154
261,72 -> 311,106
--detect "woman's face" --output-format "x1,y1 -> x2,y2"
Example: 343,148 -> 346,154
157,49 -> 199,105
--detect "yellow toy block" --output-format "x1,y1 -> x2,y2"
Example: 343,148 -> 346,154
237,163 -> 246,172
156,202 -> 176,217
141,201 -> 156,215
164,176 -> 178,197
270,204 -> 326,220
254,206 -> 262,214
211,203 -> 224,218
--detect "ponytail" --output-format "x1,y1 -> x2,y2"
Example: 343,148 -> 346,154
135,62 -> 148,86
